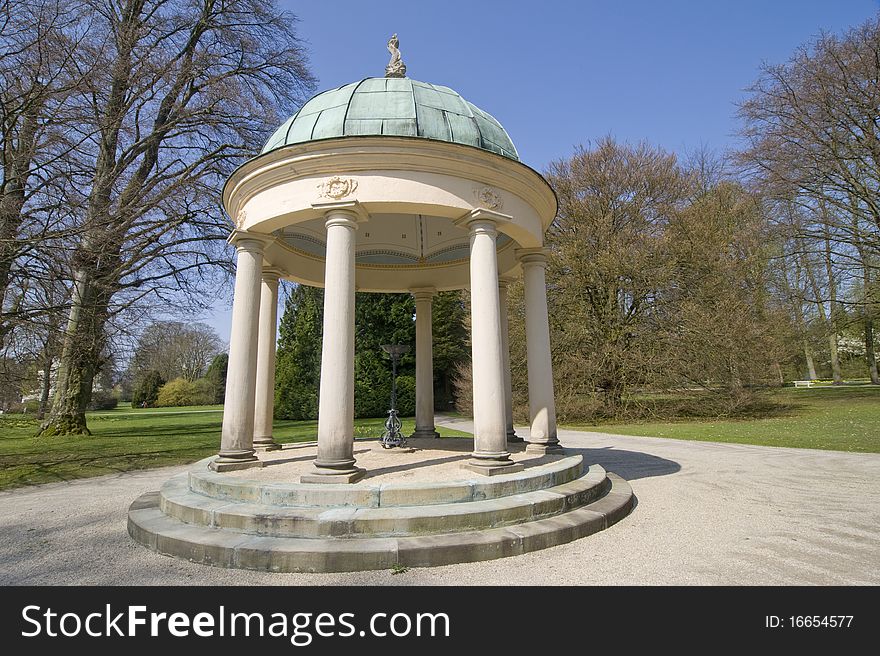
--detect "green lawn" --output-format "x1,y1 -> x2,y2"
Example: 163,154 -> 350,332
567,386 -> 880,453
3,386 -> 876,491
0,404 -> 470,491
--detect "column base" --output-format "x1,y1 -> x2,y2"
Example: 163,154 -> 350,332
464,450 -> 523,476
410,428 -> 440,439
209,455 -> 264,473
253,437 -> 282,452
462,460 -> 524,476
507,429 -> 525,443
526,442 -> 565,455
301,467 -> 366,484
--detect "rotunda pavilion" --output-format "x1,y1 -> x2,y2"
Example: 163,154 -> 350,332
127,40 -> 633,572
214,57 -> 561,481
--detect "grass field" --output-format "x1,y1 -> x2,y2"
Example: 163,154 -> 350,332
0,405 -> 470,491
2,386 -> 877,491
568,386 -> 880,453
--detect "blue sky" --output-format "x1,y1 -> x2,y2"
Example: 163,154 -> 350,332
205,0 -> 880,341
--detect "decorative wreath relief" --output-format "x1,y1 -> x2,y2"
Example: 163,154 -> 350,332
474,186 -> 503,210
234,209 -> 247,229
318,176 -> 358,200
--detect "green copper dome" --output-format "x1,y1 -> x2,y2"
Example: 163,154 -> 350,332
262,77 -> 519,160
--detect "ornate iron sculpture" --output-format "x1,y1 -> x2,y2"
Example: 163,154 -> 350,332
380,343 -> 411,448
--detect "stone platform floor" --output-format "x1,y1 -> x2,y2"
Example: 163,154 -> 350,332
229,437 -> 566,485
1,416 -> 879,585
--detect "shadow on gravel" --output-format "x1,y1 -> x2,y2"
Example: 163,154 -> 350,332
567,447 -> 680,481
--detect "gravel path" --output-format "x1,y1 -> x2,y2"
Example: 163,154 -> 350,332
2,418 -> 878,585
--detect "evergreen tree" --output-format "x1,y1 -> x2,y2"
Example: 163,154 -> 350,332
431,291 -> 469,410
273,287 -> 468,419
131,370 -> 165,408
274,285 -> 323,420
354,292 -> 415,418
204,353 -> 229,405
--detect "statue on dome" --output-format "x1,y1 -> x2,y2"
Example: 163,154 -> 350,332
385,34 -> 407,78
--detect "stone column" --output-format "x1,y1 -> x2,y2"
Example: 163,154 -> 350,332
411,287 -> 439,439
498,278 -> 523,443
517,248 -> 562,454
303,208 -> 365,483
212,232 -> 268,472
459,210 -> 522,475
253,268 -> 282,451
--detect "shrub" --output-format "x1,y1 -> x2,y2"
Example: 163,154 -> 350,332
156,378 -> 200,407
19,399 -> 41,414
192,378 -> 215,406
88,390 -> 119,411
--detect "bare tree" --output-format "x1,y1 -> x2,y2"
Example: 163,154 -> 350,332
0,0 -> 91,348
739,13 -> 880,383
130,320 -> 223,382
665,180 -> 786,409
39,0 -> 315,435
739,14 -> 880,244
542,138 -> 687,417
497,140 -> 788,422
769,227 -> 820,381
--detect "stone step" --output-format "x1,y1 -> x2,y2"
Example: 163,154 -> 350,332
160,465 -> 611,538
128,474 -> 634,573
185,454 -> 585,508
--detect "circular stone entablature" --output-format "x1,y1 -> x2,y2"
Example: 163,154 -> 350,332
223,78 -> 557,293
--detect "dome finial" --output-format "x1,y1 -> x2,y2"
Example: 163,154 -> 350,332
385,34 -> 407,78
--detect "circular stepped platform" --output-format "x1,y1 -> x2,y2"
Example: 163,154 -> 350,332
128,442 -> 634,572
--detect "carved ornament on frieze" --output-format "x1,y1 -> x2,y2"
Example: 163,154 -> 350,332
318,176 -> 359,200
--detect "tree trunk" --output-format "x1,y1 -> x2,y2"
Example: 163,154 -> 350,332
822,222 -> 843,384
866,318 -> 880,385
803,341 -> 818,380
37,266 -> 110,436
37,349 -> 53,420
35,1 -> 131,437
850,205 -> 878,385
827,332 -> 842,384
0,94 -> 41,349
0,191 -> 25,348
780,251 -> 816,382
801,250 -> 841,384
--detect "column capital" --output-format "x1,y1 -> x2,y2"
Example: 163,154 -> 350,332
454,207 -> 513,232
515,247 -> 550,267
261,266 -> 285,283
498,275 -> 516,290
410,286 -> 436,301
312,199 -> 370,226
227,229 -> 273,252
